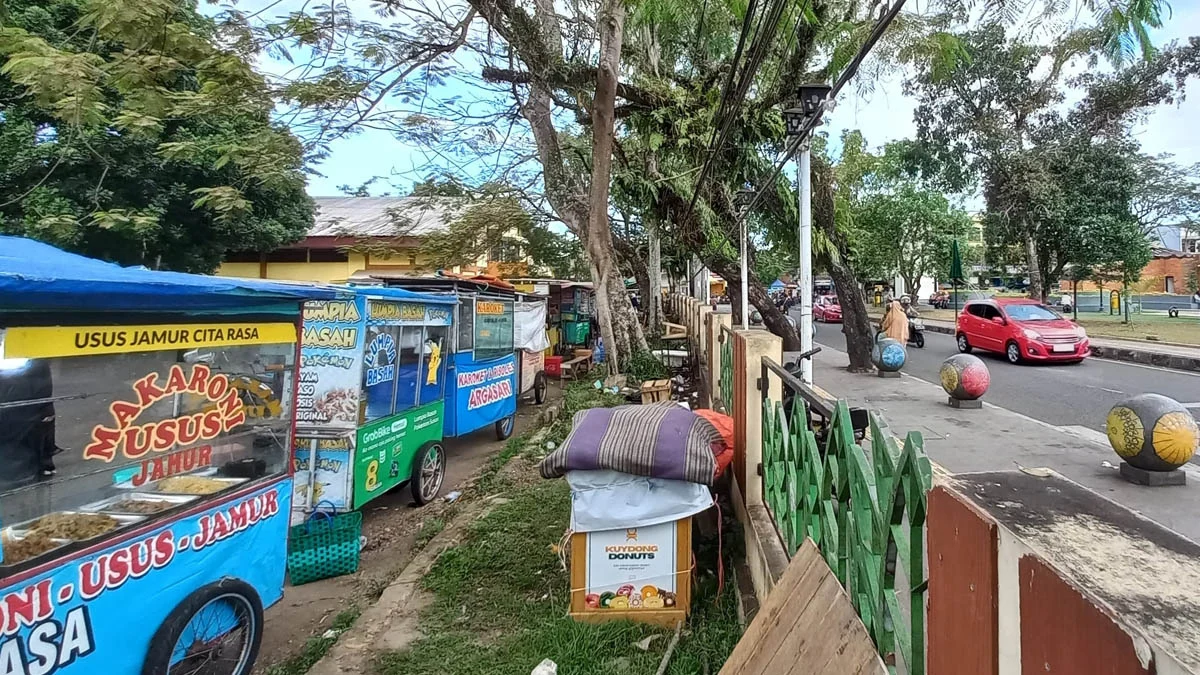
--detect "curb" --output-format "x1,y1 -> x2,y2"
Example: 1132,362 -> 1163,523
908,319 -> 1200,373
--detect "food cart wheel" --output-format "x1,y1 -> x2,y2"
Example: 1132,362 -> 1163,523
495,414 -> 516,440
142,578 -> 263,675
410,440 -> 446,506
534,371 -> 548,405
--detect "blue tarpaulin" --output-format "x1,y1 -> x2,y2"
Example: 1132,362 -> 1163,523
0,235 -> 340,312
769,280 -> 785,291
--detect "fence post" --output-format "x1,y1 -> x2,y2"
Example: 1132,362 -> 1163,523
697,305 -> 713,376
709,314 -> 730,409
733,329 -> 782,507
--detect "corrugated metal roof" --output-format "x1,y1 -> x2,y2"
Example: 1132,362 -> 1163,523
309,196 -> 469,237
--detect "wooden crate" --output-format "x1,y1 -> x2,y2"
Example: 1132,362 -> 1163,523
640,379 -> 671,404
569,518 -> 691,628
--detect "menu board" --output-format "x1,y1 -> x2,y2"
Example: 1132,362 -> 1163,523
297,298 -> 366,429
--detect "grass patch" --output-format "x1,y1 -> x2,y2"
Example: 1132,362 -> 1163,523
373,481 -> 743,675
264,606 -> 362,675
413,516 -> 447,551
544,382 -> 626,447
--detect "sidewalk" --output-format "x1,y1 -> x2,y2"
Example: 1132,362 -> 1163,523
804,346 -> 1200,543
912,314 -> 1200,372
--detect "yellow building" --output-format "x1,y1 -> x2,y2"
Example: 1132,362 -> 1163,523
217,196 -> 529,283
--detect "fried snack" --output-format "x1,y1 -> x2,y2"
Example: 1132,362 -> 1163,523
105,499 -> 175,514
29,513 -> 119,540
2,531 -> 62,564
156,476 -> 229,495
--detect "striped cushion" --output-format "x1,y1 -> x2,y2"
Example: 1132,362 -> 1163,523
538,403 -> 721,485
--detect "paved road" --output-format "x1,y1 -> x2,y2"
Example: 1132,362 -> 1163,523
809,318 -> 1200,433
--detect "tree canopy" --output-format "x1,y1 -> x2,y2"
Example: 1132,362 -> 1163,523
0,0 -> 312,271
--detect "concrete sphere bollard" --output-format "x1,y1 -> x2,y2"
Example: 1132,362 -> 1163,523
1107,393 -> 1199,485
871,337 -> 906,373
940,354 -> 991,401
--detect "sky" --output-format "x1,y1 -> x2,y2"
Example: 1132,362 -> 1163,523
238,1 -> 1200,200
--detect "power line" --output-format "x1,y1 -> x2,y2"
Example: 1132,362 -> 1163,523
735,0 -> 911,224
689,0 -> 763,214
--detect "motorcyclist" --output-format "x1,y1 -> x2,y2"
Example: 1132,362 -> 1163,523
900,295 -> 920,319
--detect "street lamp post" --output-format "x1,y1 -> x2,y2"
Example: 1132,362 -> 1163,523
782,84 -> 831,386
734,188 -> 754,329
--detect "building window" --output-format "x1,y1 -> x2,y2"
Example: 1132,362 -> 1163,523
1166,276 -> 1176,293
308,248 -> 349,263
491,240 -> 522,263
265,249 -> 308,263
408,253 -> 418,267
1183,239 -> 1200,254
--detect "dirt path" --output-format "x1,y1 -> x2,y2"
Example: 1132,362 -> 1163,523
255,391 -> 557,673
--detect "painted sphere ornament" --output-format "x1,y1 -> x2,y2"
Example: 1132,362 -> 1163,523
939,354 -> 991,401
871,337 -> 907,372
1106,394 -> 1199,471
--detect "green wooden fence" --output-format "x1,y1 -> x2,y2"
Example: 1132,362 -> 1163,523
719,325 -> 734,413
761,360 -> 933,675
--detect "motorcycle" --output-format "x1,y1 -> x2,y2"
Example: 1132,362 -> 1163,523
908,318 -> 926,348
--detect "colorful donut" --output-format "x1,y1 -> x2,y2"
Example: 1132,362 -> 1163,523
585,593 -> 600,609
599,592 -> 615,608
640,585 -> 658,598
643,596 -> 664,609
610,596 -> 630,609
616,584 -> 634,597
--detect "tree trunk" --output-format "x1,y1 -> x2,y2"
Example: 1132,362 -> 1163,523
827,255 -> 875,372
708,256 -> 801,350
647,223 -> 663,336
585,0 -> 626,374
1024,230 -> 1044,301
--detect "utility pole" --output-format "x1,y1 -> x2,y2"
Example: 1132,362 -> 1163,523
740,217 -> 749,329
798,142 -> 813,385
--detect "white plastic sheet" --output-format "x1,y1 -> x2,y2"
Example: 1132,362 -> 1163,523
566,469 -> 713,533
515,300 -> 551,352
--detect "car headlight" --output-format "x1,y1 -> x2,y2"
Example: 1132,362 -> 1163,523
1022,328 -> 1041,340
1075,327 -> 1087,338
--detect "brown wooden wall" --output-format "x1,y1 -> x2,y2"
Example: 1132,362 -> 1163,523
927,486 -> 1000,675
1019,555 -> 1153,675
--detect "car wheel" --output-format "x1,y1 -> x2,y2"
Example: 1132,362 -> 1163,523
1006,341 -> 1022,364
956,333 -> 971,353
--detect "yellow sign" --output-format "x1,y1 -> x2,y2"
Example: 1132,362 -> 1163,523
3,323 -> 296,359
477,301 -> 505,315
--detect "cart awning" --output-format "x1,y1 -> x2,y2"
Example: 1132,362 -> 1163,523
0,236 -> 339,312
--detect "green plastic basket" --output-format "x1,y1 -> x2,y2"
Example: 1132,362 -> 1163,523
287,509 -> 363,586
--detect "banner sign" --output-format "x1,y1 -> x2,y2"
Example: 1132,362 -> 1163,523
84,364 -> 246,463
292,435 -> 352,511
2,323 -> 295,359
584,521 -> 677,610
297,298 -> 365,428
366,301 -> 452,327
452,352 -> 516,436
0,481 -> 290,674
352,400 -> 444,508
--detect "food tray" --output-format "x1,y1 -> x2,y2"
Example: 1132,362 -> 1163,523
152,476 -> 248,495
79,493 -> 199,515
7,512 -> 146,544
0,530 -> 73,571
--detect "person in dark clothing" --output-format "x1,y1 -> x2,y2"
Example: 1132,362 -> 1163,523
0,358 -> 56,490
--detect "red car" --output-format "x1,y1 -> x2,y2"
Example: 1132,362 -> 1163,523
956,298 -> 1089,364
813,295 -> 842,322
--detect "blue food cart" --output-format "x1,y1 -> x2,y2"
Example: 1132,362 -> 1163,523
360,275 -> 548,442
0,236 -> 334,675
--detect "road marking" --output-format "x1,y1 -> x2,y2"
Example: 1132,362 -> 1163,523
1089,357 -> 1200,378
1180,402 -> 1200,408
1081,385 -> 1125,395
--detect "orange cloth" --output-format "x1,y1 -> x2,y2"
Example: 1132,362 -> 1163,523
881,300 -> 910,343
695,409 -> 735,479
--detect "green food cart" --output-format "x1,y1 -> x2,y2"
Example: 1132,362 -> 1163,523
291,286 -> 457,520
